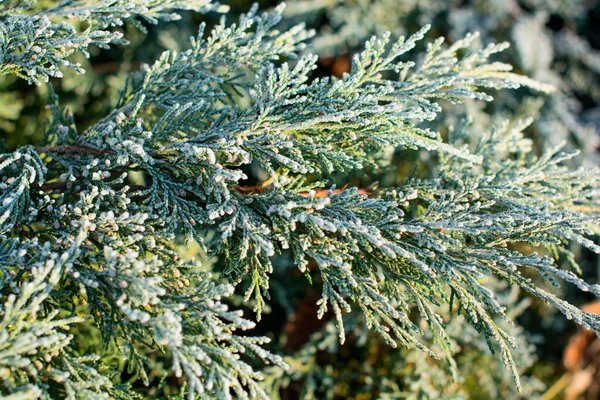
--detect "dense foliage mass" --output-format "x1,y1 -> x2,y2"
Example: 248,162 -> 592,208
1,1 -> 599,399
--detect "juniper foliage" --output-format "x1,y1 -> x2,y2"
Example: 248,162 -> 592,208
0,1 -> 599,399
286,0 -> 600,163
264,281 -> 544,399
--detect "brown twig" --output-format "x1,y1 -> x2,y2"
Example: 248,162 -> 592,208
34,146 -> 374,198
235,183 -> 371,198
42,180 -> 373,199
35,145 -> 113,155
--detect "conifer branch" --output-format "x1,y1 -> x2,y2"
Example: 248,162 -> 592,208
1,2 -> 599,399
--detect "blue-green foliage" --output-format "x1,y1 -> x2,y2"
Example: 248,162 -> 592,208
0,1 -> 599,399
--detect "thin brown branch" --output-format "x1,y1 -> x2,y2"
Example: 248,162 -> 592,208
235,183 -> 371,198
36,145 -> 113,155
41,181 -> 148,193
41,178 -> 372,199
33,148 -> 373,197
